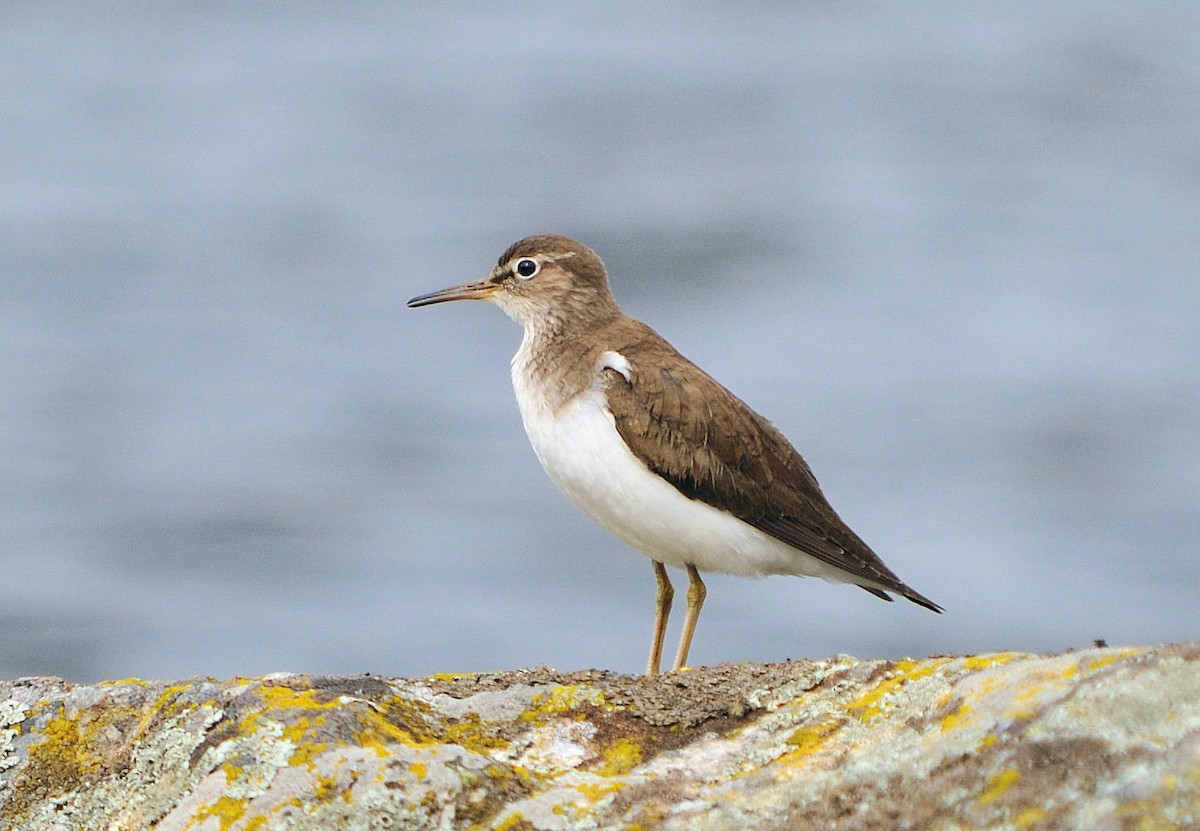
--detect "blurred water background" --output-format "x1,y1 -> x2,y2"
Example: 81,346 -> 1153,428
1,3 -> 1197,681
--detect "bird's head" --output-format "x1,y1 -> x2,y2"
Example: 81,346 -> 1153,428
408,235 -> 620,332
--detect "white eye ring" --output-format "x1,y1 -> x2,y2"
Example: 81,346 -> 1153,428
513,257 -> 540,280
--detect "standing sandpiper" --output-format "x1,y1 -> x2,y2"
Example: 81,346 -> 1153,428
409,235 -> 942,675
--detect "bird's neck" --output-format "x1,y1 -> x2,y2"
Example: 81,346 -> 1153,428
512,312 -> 624,413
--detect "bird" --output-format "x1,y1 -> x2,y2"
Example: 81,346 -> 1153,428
408,235 -> 942,675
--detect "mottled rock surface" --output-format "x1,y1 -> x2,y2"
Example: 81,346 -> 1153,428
1,643 -> 1198,830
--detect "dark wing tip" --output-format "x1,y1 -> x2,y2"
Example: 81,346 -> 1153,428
860,584 -> 945,614
908,594 -> 945,614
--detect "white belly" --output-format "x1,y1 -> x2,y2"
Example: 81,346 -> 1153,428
512,379 -> 857,584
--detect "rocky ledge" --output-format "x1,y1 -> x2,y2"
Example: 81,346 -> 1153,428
1,643 -> 1198,830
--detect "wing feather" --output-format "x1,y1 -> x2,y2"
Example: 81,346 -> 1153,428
600,321 -> 942,612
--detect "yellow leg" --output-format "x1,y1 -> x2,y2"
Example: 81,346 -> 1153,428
672,564 -> 706,671
646,561 -> 674,676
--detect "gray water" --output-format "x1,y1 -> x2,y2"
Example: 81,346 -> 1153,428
2,3 -> 1197,682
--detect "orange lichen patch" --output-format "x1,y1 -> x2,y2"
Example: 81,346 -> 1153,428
978,768 -> 1020,804
847,659 -> 952,722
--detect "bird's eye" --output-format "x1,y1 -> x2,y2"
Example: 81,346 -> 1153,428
514,258 -> 540,280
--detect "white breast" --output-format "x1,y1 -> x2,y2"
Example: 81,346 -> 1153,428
510,344 -> 860,583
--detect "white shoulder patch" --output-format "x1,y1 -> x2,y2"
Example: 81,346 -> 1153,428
600,350 -> 632,383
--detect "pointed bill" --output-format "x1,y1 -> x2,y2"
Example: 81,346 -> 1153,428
407,278 -> 498,308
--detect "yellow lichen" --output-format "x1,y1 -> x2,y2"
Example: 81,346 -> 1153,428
940,656 -> 1036,735
343,769 -> 360,802
522,687 -> 577,721
784,718 -> 842,758
1009,684 -> 1047,721
939,701 -> 969,733
961,653 -> 1024,671
159,683 -> 200,707
595,738 -> 642,776
494,811 -> 529,831
314,773 -> 341,802
1014,806 -> 1045,827
410,761 -> 428,780
281,714 -> 325,744
238,684 -> 344,741
514,764 -> 538,785
443,712 -> 508,753
256,685 -> 344,713
520,685 -> 611,724
288,740 -> 329,768
430,672 -> 477,682
847,659 -> 950,722
577,780 -> 625,802
1080,647 -> 1141,673
97,677 -> 152,688
979,768 -> 1020,804
23,703 -> 139,794
189,795 -> 248,831
348,694 -> 448,753
241,817 -> 269,831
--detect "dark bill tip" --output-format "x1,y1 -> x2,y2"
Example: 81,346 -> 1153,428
406,281 -> 496,308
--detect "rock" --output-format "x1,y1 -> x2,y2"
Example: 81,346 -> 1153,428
1,643 -> 1198,830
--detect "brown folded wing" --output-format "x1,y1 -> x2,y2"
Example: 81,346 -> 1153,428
601,321 -> 942,612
